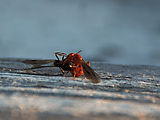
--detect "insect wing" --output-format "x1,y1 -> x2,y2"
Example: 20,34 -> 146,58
81,61 -> 101,83
23,59 -> 55,65
22,59 -> 56,70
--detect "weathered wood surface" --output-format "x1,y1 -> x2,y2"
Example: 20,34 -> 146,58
0,58 -> 160,120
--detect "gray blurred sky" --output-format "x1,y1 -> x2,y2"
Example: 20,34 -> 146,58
0,0 -> 160,65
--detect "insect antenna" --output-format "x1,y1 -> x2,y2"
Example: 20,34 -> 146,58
76,50 -> 82,54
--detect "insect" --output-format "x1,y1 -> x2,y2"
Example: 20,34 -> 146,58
23,50 -> 101,83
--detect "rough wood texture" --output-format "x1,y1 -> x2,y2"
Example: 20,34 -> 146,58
0,58 -> 160,120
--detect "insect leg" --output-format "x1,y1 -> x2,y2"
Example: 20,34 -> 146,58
72,71 -> 76,80
72,64 -> 81,80
55,52 -> 67,61
55,52 -> 67,57
62,55 -> 65,61
63,71 -> 70,77
55,53 -> 60,61
59,67 -> 65,74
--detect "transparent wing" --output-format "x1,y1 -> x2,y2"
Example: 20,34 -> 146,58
81,61 -> 101,83
23,59 -> 55,65
22,59 -> 56,70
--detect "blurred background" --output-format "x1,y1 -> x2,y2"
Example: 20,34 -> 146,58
0,0 -> 160,65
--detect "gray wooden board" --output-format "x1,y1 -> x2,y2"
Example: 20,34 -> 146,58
0,58 -> 160,120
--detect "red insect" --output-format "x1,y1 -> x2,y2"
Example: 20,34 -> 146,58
23,50 -> 101,83
55,50 -> 100,83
